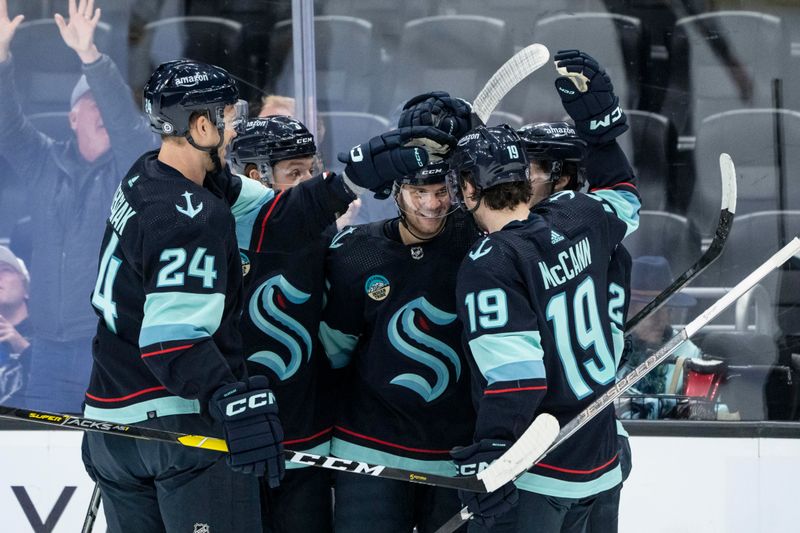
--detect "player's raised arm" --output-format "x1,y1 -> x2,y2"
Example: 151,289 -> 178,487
553,49 -> 640,238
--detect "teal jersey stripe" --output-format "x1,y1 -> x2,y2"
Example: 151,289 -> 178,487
319,321 -> 358,369
468,331 -> 545,385
587,189 -> 641,238
232,176 -> 275,250
331,438 -> 457,477
141,292 -> 224,347
140,323 -> 212,348
610,322 -> 624,370
515,464 -> 622,498
84,396 -> 200,424
286,441 -> 332,470
616,419 -> 629,438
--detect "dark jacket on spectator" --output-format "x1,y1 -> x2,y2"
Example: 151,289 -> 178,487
0,54 -> 156,342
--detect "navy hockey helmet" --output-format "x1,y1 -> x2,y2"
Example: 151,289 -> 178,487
229,115 -> 316,182
446,124 -> 529,209
518,121 -> 587,188
395,159 -> 450,187
143,59 -> 245,139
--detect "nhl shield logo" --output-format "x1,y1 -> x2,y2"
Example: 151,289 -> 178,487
410,246 -> 424,260
240,251 -> 251,277
193,524 -> 210,533
365,274 -> 391,301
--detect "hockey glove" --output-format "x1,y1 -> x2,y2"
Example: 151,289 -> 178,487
451,439 -> 519,528
398,91 -> 476,140
337,126 -> 454,199
209,376 -> 285,488
553,49 -> 628,144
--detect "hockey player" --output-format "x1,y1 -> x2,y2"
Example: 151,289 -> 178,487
81,59 -> 283,532
229,116 -> 349,533
446,49 -> 640,532
320,156 -> 480,532
519,121 -> 633,533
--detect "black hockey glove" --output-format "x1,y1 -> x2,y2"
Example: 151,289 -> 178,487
209,376 -> 285,488
337,126 -> 455,199
553,49 -> 628,144
451,439 -> 519,528
398,91 -> 476,139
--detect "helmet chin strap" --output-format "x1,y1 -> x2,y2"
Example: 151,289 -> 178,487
186,125 -> 226,173
399,214 -> 446,242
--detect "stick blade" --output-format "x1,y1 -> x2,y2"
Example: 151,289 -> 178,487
477,413 -> 559,492
719,153 -> 737,214
472,43 -> 550,123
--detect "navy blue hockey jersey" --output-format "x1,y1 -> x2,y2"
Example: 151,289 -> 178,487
455,143 -> 640,498
239,174 -> 352,458
320,213 -> 480,475
84,152 -> 277,424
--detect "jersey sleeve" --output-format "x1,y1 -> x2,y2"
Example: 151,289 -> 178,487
318,227 -> 365,369
456,238 -> 547,442
245,172 -> 354,253
583,140 -> 641,240
138,218 -> 237,405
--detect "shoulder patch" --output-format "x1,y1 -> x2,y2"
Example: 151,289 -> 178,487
175,191 -> 203,219
550,190 -> 576,201
468,237 -> 493,261
330,226 -> 357,249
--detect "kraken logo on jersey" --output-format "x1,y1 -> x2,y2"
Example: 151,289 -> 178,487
387,297 -> 460,402
247,275 -> 312,381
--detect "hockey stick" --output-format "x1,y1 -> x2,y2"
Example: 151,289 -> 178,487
471,43 -> 550,124
0,405 -> 557,493
435,237 -> 800,533
80,483 -> 101,533
625,153 -> 737,332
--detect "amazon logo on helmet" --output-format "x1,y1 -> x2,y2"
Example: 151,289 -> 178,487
518,121 -> 587,163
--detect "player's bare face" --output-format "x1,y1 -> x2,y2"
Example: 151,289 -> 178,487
216,105 -> 239,164
272,156 -> 315,191
398,184 -> 450,237
529,162 -> 554,207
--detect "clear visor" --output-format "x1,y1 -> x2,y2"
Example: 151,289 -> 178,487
218,99 -> 249,134
395,183 -> 457,219
445,169 -> 467,211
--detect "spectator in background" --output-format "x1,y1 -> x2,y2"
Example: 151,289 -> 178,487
0,245 -> 30,405
0,0 -> 156,413
618,255 -> 702,418
258,94 -> 296,118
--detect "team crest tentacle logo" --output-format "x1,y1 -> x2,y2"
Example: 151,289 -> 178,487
247,275 -> 312,381
387,297 -> 460,402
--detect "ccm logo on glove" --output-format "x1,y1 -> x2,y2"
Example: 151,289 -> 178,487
590,105 -> 623,132
225,391 -> 276,417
